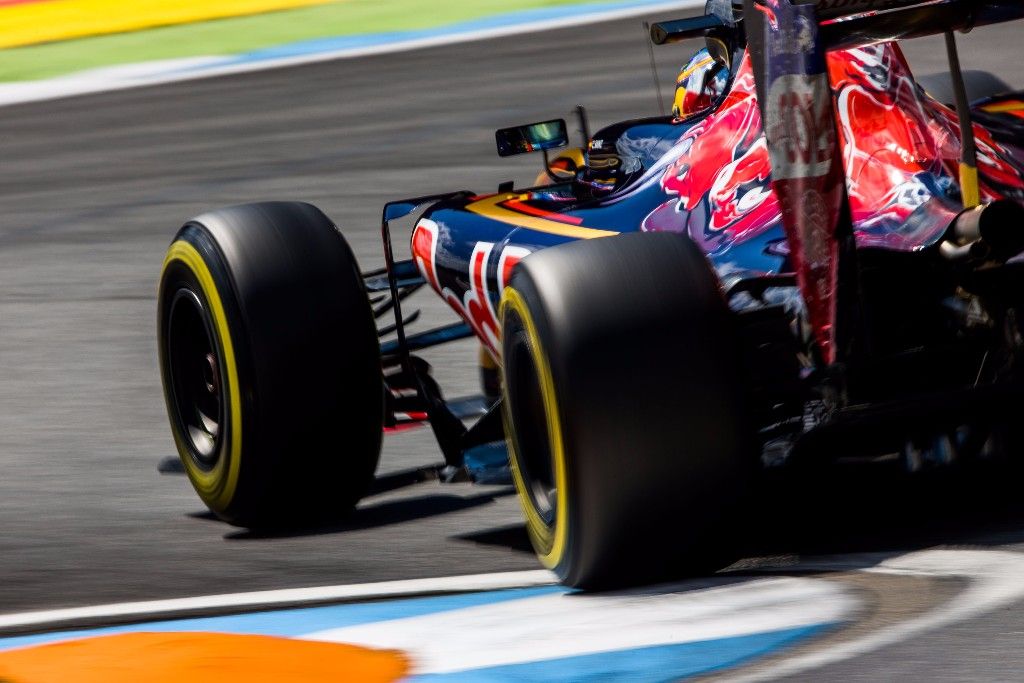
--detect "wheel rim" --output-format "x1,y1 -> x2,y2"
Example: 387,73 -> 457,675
506,324 -> 557,525
167,288 -> 224,470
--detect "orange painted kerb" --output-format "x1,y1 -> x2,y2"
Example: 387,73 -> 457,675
0,0 -> 339,50
0,631 -> 409,683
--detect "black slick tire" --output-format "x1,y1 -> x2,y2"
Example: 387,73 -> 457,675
500,231 -> 752,589
158,201 -> 383,528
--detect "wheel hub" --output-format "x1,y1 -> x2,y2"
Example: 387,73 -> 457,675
167,288 -> 224,469
203,352 -> 220,395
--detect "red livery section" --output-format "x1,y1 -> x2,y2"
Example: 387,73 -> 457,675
645,55 -> 780,251
832,44 -> 1024,247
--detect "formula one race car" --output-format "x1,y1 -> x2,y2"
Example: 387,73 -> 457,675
159,0 -> 1024,588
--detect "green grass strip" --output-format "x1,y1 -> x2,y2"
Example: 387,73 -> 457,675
0,0 -> 606,82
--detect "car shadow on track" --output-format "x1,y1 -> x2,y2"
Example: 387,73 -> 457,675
222,487 -> 517,540
440,459 -> 1024,580
732,459 -> 1024,567
454,524 -> 534,554
195,458 -> 1024,576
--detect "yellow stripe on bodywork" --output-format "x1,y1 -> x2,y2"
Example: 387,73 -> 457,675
163,240 -> 243,511
500,286 -> 568,571
467,194 -> 618,240
980,100 -> 1024,114
959,162 -> 981,209
0,0 -> 337,50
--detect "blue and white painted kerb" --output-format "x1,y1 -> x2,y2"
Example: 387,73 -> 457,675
0,0 -> 703,108
7,551 -> 1024,680
0,574 -> 850,681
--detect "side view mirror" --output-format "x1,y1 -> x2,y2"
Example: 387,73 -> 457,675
649,14 -> 727,45
495,119 -> 568,157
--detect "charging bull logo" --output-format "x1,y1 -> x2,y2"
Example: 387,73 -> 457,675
643,55 -> 782,253
643,42 -> 1024,258
831,44 -> 1024,243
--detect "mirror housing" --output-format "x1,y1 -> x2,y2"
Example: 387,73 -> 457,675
649,14 -> 727,45
495,119 -> 568,157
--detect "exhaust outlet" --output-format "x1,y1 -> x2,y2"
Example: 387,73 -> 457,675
940,200 -> 1024,263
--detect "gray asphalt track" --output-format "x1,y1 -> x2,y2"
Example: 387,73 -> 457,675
2,8 -> 1024,678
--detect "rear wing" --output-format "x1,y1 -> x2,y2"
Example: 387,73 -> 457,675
651,1 -> 1024,49
812,0 -> 1024,51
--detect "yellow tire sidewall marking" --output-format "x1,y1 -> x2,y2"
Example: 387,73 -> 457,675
162,240 -> 243,512
500,286 -> 568,570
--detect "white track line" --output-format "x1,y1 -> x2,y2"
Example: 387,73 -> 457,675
725,550 -> 1024,681
307,576 -> 855,675
0,569 -> 556,631
5,548 -> 1024,675
0,1 -> 703,108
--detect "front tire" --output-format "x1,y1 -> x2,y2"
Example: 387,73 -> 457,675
500,232 -> 753,588
158,202 -> 383,527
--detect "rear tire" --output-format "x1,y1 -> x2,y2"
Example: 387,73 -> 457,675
500,232 -> 754,589
158,202 -> 383,527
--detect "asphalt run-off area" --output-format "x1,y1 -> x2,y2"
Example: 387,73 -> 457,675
3,1 -> 1024,680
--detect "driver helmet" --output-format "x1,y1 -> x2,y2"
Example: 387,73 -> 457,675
671,46 -> 729,120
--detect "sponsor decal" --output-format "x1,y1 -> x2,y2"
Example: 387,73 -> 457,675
645,54 -> 782,252
412,218 -> 531,357
765,74 -> 835,181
